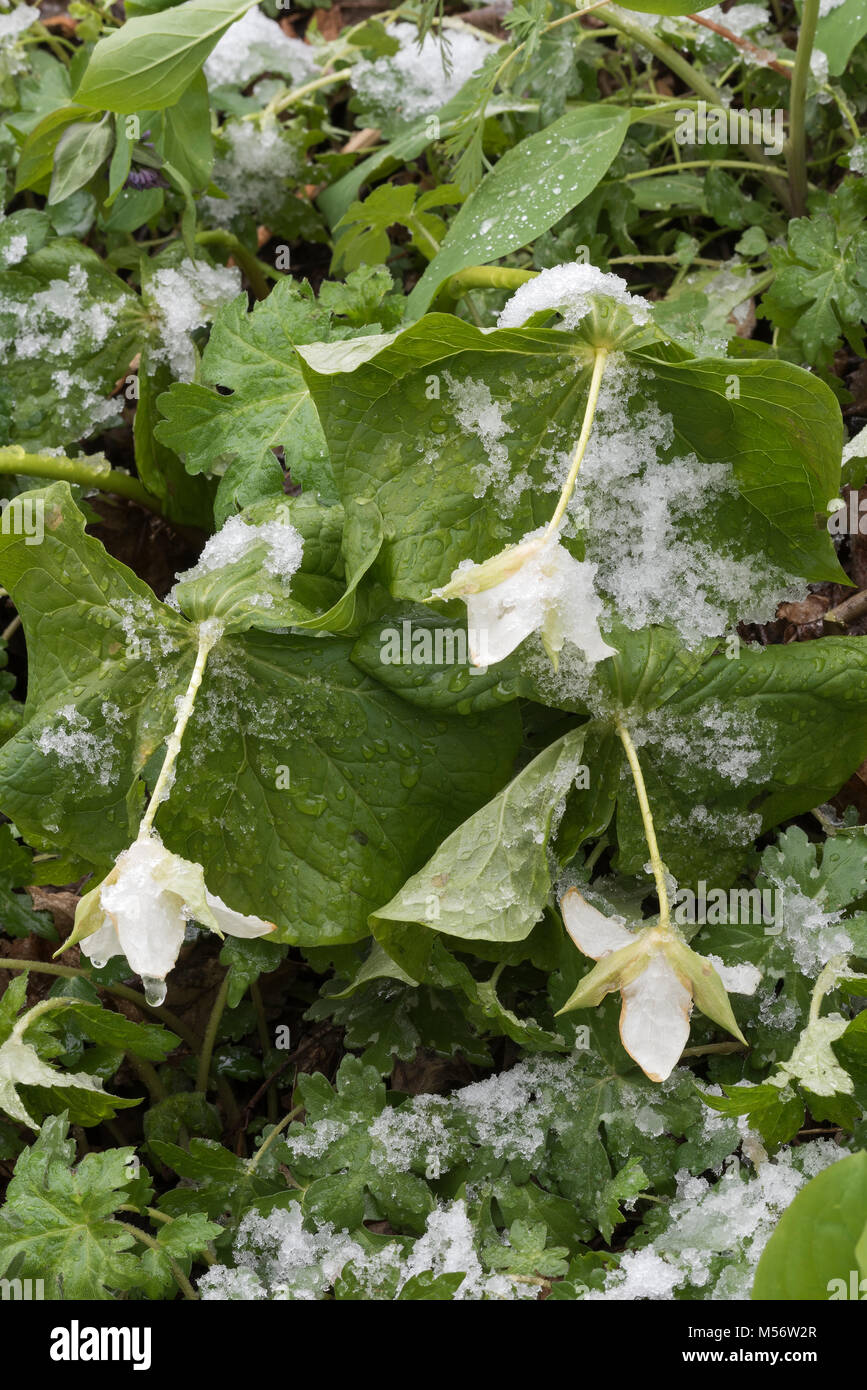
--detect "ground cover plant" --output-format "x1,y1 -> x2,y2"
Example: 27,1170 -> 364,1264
0,0 -> 866,1307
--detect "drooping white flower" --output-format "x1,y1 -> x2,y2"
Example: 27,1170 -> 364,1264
558,888 -> 750,1082
67,833 -> 275,1003
433,527 -> 616,669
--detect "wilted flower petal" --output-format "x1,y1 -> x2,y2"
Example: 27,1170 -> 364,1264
68,832 -> 275,991
619,950 -> 693,1082
435,528 -> 616,669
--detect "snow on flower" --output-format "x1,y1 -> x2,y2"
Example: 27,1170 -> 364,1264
68,832 -> 275,1003
433,526 -> 616,668
558,889 -> 753,1082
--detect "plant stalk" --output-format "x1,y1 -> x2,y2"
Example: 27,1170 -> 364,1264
787,0 -> 820,215
615,717 -> 671,930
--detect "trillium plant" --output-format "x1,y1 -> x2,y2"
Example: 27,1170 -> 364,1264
0,0 -> 866,1316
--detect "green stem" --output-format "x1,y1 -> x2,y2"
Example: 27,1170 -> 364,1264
0,957 -> 198,1048
115,1221 -> 198,1299
125,1053 -> 167,1103
250,980 -> 278,1124
139,622 -> 222,838
787,0 -> 820,215
195,230 -> 272,301
545,348 -> 608,540
615,717 -> 671,930
196,974 -> 230,1093
624,159 -> 786,183
0,448 -> 163,515
435,265 -> 536,308
246,1104 -> 304,1173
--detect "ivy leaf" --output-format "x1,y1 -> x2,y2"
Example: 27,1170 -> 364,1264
0,1115 -> 143,1298
482,1219 -> 570,1278
701,1081 -> 805,1150
155,279 -> 335,510
761,180 -> 867,367
0,981 -> 139,1130
596,1157 -> 649,1243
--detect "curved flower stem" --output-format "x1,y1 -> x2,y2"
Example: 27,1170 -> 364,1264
246,1103 -> 304,1174
115,1222 -> 198,1299
196,973 -> 230,1094
0,448 -> 163,515
544,348 -> 609,541
614,717 -> 671,930
139,621 -> 223,839
0,957 -> 198,1048
787,0 -> 820,215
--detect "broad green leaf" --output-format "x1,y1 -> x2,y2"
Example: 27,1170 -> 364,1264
48,118 -> 114,206
618,636 -> 867,885
0,485 -> 520,946
0,484 -> 193,866
373,727 -> 586,945
14,106 -> 100,196
74,0 -> 259,115
157,629 -> 521,944
350,608 -> 534,714
407,106 -> 631,316
814,0 -> 867,76
302,315 -> 844,612
753,1151 -> 867,1299
0,1116 -> 144,1299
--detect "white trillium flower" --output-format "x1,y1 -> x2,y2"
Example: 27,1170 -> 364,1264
67,832 -> 275,1003
558,888 -> 751,1082
433,527 -> 616,669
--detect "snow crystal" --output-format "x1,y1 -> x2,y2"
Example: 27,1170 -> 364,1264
848,139 -> 867,177
1,234 -> 27,267
563,360 -> 806,644
497,263 -> 650,331
632,701 -> 766,787
368,1094 -> 456,1177
587,1140 -> 846,1300
148,260 -> 241,381
706,955 -> 761,995
443,372 -> 514,496
199,1198 -> 535,1301
202,121 -> 302,228
36,705 -> 120,787
761,876 -> 853,978
0,4 -> 38,44
203,6 -> 316,89
350,22 -> 490,124
172,514 -> 304,587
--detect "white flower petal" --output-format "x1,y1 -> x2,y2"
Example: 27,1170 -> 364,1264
101,838 -> 186,981
620,951 -> 692,1082
78,912 -> 123,969
465,581 -> 540,665
205,889 -> 275,939
560,888 -> 635,958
